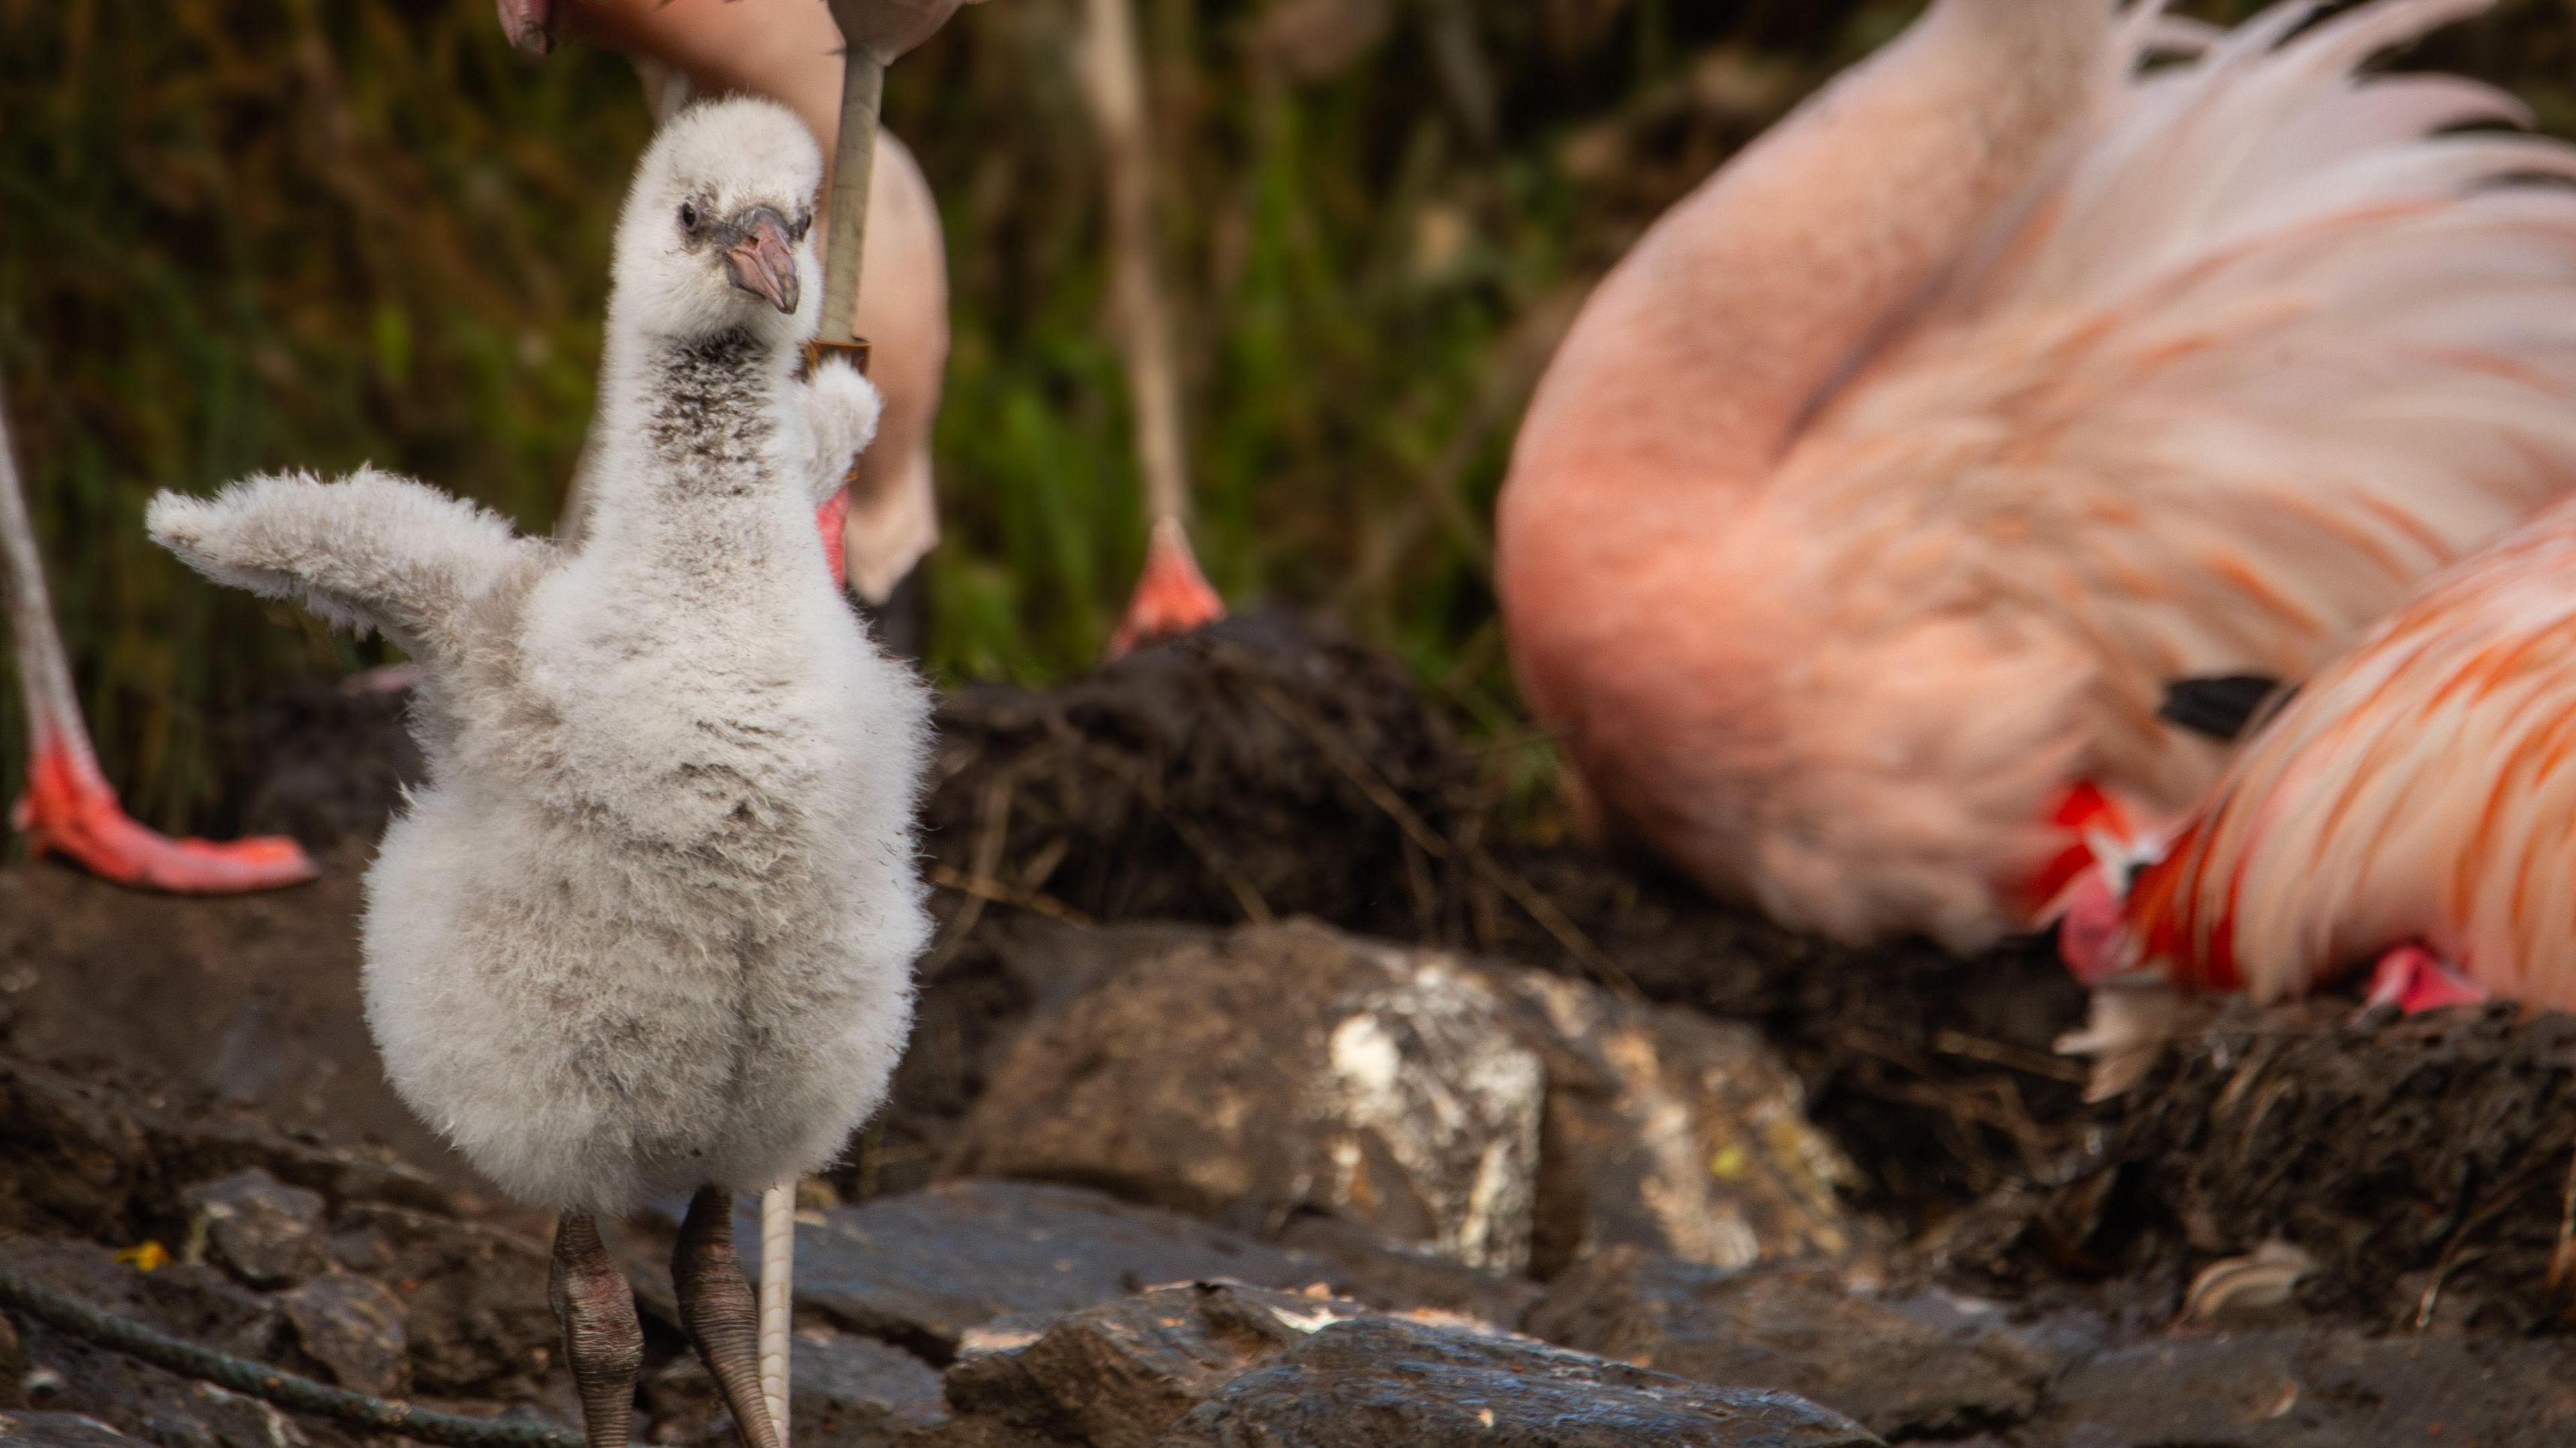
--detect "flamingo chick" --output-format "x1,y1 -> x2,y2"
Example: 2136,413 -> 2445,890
1498,0 -> 2576,952
2063,497 -> 2576,1016
147,99 -> 930,1448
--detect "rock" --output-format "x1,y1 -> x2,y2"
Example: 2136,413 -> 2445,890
645,1329 -> 947,1447
1159,1315 -> 1882,1447
275,1270 -> 407,1395
757,1181 -> 1340,1361
1523,1248 -> 2054,1437
0,1238 -> 302,1448
944,1282 -> 1368,1448
794,1331 -> 949,1446
1497,974 -> 1857,1276
0,1412 -> 156,1447
954,922 -> 1545,1273
953,920 -> 1856,1279
2025,1331 -> 2576,1447
328,1201 -> 554,1396
180,1169 -> 325,1288
0,1052 -> 449,1250
0,1239 -> 278,1363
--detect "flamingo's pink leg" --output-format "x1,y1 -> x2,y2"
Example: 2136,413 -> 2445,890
2362,944 -> 2487,1015
3,376 -> 315,893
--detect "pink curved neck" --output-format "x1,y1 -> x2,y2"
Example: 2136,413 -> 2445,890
1506,0 -> 2107,520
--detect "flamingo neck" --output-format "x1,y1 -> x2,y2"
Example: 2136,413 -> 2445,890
1503,0 -> 2109,527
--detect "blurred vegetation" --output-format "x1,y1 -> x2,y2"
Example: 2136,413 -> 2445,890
1,0 -> 2571,836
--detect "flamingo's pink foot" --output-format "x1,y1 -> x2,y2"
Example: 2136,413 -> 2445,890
2361,944 -> 2487,1015
1108,517 -> 1224,661
816,487 -> 853,590
2054,862 -> 2129,987
11,744 -> 317,893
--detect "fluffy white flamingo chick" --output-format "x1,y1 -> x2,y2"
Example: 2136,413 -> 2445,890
146,97 -> 928,1448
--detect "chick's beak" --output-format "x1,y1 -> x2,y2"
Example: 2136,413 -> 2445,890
723,207 -> 800,315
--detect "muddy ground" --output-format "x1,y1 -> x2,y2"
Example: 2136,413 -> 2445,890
4,612 -> 2574,1446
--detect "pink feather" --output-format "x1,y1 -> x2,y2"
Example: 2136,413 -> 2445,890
2120,498 -> 2576,1009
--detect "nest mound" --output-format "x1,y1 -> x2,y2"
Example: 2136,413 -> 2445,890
1942,999 -> 2576,1331
922,610 -> 1489,940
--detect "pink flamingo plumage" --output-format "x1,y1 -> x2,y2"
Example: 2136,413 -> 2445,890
2066,498 -> 2576,1013
1499,0 -> 2576,950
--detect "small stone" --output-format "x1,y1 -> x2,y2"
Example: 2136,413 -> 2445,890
1159,1315 -> 1882,1447
178,1169 -> 325,1288
943,1282 -> 1370,1448
276,1270 -> 408,1396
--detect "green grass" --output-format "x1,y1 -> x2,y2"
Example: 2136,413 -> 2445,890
3,0 -> 2570,836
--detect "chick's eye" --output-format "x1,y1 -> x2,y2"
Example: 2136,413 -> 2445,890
678,203 -> 700,231
791,212 -> 812,241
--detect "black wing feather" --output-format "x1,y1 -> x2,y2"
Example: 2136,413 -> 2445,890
2159,674 -> 2294,743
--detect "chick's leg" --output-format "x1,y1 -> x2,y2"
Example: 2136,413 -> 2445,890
676,1186 -> 782,1448
549,1212 -> 643,1448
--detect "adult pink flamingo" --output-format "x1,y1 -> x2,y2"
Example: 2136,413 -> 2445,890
3,378 -> 315,891
1499,0 -> 2576,951
506,0 -> 1226,658
504,0 -> 959,626
2063,496 -> 2576,1015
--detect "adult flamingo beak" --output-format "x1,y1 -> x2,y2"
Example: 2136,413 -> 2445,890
724,207 -> 801,316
